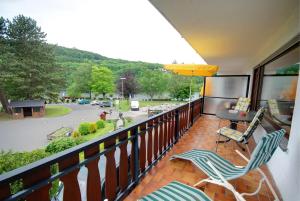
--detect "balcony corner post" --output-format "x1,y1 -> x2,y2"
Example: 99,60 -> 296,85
132,126 -> 140,183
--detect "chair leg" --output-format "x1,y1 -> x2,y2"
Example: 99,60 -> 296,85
241,177 -> 264,197
245,143 -> 251,156
215,134 -> 221,152
236,142 -> 246,152
256,168 -> 280,201
195,178 -> 246,201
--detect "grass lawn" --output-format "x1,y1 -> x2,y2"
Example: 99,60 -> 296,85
45,105 -> 72,118
118,100 -> 185,112
0,112 -> 12,121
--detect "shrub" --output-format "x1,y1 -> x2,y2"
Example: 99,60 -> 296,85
0,149 -> 52,194
45,138 -> 77,154
78,122 -> 90,135
89,123 -> 97,133
0,149 -> 49,175
96,120 -> 105,129
71,130 -> 81,138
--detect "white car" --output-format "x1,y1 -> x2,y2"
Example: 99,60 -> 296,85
90,100 -> 100,106
131,100 -> 139,111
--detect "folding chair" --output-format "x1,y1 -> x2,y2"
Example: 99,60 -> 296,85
216,107 -> 265,152
234,97 -> 251,112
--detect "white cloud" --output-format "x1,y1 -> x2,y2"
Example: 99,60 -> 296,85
0,0 -> 206,64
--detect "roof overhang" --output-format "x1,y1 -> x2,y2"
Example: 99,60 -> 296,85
149,0 -> 299,74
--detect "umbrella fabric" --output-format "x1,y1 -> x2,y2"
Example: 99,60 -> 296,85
164,64 -> 219,77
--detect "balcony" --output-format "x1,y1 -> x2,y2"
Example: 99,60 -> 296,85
125,115 -> 279,201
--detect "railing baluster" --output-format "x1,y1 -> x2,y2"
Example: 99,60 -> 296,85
139,123 -> 146,173
147,119 -> 153,166
185,106 -> 188,129
159,116 -> 163,154
168,112 -> 172,146
59,153 -> 81,201
23,166 -> 52,201
84,145 -> 102,201
104,137 -> 117,201
169,112 -> 173,144
180,109 -> 183,133
119,131 -> 129,192
175,109 -> 179,142
153,118 -> 159,160
163,114 -> 168,150
0,183 -> 10,200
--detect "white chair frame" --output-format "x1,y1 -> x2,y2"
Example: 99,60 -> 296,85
194,150 -> 280,201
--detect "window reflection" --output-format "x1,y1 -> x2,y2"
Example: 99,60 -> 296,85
260,46 -> 299,136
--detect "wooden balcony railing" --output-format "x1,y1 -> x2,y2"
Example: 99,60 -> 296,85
0,98 -> 202,201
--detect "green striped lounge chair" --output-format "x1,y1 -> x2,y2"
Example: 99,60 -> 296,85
216,107 -> 265,152
234,97 -> 251,112
138,181 -> 213,201
170,129 -> 285,201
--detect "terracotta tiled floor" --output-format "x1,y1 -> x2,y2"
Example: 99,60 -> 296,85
125,115 -> 281,201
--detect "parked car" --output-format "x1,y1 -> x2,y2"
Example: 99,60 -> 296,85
78,99 -> 90,104
131,100 -> 139,111
90,100 -> 100,106
99,101 -> 113,107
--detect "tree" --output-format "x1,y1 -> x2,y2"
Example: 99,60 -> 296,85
0,17 -> 13,113
116,70 -> 138,98
67,64 -> 92,98
169,74 -> 200,101
0,15 -> 65,112
139,70 -> 169,100
91,66 -> 114,98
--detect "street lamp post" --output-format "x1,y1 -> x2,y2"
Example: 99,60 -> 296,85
120,77 -> 126,100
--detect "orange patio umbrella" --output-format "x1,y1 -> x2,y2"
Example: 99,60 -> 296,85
164,64 -> 219,125
164,64 -> 219,77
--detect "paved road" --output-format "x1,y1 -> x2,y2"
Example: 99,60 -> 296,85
0,104 -> 148,151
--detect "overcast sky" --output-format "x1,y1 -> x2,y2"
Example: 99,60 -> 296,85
0,0 -> 206,64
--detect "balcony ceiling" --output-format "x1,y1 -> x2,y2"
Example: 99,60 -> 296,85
149,0 -> 299,73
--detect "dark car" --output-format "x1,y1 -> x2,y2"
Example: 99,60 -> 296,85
99,101 -> 113,107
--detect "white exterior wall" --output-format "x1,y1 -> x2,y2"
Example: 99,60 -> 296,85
253,76 -> 300,201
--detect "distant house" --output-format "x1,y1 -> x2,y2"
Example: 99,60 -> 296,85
9,100 -> 45,119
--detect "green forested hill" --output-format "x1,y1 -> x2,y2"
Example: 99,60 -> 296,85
52,45 -> 163,75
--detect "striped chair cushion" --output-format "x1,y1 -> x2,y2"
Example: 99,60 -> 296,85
217,127 -> 243,141
242,107 -> 265,142
234,97 -> 251,112
171,150 -> 246,180
139,181 -> 212,201
246,129 -> 285,171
